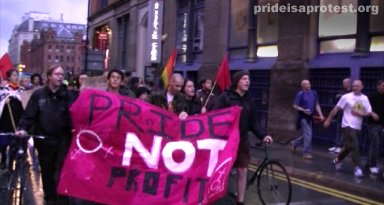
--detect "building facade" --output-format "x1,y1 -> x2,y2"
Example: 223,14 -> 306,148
88,0 -> 384,151
8,11 -> 86,75
20,27 -> 85,75
8,12 -> 50,65
88,0 -> 155,78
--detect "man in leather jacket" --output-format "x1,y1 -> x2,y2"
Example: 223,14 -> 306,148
16,65 -> 75,205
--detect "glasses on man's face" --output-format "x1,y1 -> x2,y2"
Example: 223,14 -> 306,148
52,73 -> 64,76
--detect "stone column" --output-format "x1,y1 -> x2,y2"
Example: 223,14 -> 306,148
267,0 -> 316,142
161,0 -> 177,73
353,0 -> 371,57
198,0 -> 230,81
246,0 -> 257,63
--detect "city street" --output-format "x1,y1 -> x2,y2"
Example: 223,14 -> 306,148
1,0 -> 383,204
245,175 -> 364,205
1,141 -> 383,205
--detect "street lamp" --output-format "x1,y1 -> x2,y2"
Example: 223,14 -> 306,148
84,0 -> 91,72
18,63 -> 25,72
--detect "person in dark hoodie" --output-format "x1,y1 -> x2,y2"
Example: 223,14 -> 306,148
135,85 -> 151,101
212,70 -> 273,205
182,79 -> 202,115
16,64 -> 75,205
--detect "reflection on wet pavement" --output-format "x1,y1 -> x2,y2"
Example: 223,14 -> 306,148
0,147 -> 44,205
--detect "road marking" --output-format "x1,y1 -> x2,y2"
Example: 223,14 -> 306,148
248,164 -> 383,205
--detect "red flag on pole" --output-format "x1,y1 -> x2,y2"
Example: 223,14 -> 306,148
215,54 -> 231,91
0,53 -> 14,79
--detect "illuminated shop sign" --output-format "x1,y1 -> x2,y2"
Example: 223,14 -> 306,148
147,0 -> 163,63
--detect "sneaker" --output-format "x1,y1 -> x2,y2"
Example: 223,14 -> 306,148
354,167 -> 364,178
333,159 -> 343,171
303,154 -> 314,160
369,167 -> 380,174
328,147 -> 336,152
334,147 -> 341,153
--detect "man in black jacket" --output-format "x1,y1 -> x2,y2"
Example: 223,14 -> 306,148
212,71 -> 272,205
16,64 -> 75,205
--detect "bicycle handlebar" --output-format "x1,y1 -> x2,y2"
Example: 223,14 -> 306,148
254,141 -> 264,147
0,132 -> 46,140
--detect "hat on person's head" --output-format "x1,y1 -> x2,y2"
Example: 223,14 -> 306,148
230,70 -> 249,89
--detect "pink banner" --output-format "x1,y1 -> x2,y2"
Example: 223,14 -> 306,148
58,89 -> 240,205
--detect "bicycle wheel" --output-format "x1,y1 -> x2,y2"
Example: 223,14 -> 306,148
7,154 -> 17,205
257,160 -> 291,205
17,157 -> 27,205
8,160 -> 23,205
9,151 -> 28,205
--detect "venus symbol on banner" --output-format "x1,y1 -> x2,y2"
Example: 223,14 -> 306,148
73,129 -> 114,159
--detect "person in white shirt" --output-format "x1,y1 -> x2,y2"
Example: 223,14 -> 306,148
324,80 -> 375,178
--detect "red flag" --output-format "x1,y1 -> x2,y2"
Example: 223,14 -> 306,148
160,49 -> 177,89
215,54 -> 231,91
0,53 -> 14,79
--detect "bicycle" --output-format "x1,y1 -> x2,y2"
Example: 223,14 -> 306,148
0,132 -> 44,205
246,142 -> 292,205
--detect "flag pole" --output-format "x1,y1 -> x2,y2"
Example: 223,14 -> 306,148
5,96 -> 17,132
203,81 -> 217,108
0,72 -> 4,83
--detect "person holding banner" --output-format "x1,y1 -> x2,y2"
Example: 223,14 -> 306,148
16,65 -> 75,205
196,78 -> 215,112
0,69 -> 24,170
212,71 -> 273,205
182,79 -> 202,115
106,69 -> 125,95
166,73 -> 189,120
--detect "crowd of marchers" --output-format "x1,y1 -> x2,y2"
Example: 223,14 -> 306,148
0,65 -> 383,205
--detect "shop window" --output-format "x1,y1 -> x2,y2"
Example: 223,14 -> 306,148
360,67 -> 384,94
319,0 -> 357,38
320,39 -> 356,53
93,25 -> 110,51
256,0 -> 278,57
229,0 -> 278,57
249,70 -> 271,128
100,0 -> 108,9
176,0 -> 204,63
318,0 -> 383,53
117,15 -> 129,68
229,0 -> 248,47
370,0 -> 384,52
309,68 -> 351,142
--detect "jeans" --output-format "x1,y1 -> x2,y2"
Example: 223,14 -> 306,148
338,127 -> 361,167
367,124 -> 383,167
291,118 -> 312,154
